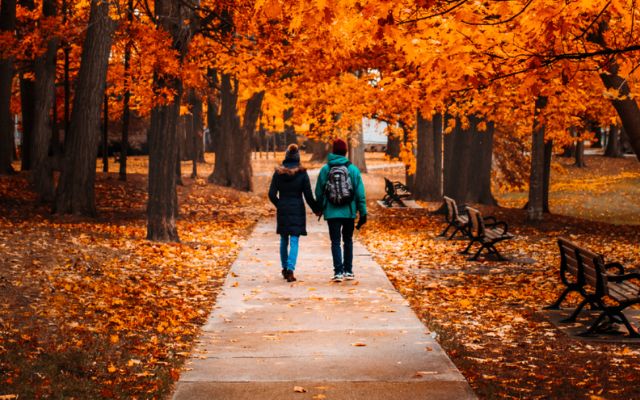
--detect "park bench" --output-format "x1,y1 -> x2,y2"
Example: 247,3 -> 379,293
381,177 -> 412,207
547,240 -> 640,337
460,206 -> 514,261
545,238 -> 589,319
438,196 -> 470,239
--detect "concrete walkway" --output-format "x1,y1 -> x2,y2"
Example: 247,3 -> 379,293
172,216 -> 475,400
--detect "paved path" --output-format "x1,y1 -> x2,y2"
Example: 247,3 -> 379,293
172,216 -> 475,400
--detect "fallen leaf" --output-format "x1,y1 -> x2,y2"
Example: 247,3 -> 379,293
293,386 -> 307,393
351,342 -> 367,347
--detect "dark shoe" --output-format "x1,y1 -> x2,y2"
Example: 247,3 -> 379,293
285,270 -> 297,282
281,269 -> 287,279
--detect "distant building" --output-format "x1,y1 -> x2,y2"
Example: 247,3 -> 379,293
363,118 -> 387,152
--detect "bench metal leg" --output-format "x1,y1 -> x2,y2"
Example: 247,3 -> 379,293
487,245 -> 508,261
545,287 -> 574,310
448,226 -> 462,240
469,244 -> 507,261
469,245 -> 485,260
615,310 -> 640,338
438,224 -> 453,238
560,298 -> 588,322
460,240 -> 475,255
579,312 -> 608,337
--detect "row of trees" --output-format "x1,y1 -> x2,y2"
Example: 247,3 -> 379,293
0,0 -> 639,242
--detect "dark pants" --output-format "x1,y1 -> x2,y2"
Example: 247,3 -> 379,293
327,218 -> 355,274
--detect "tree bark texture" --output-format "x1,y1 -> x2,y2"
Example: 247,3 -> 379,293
605,125 -> 623,158
574,129 -> 586,167
147,82 -> 181,241
206,68 -> 220,153
20,77 -> 35,170
413,111 -> 442,201
30,0 -> 58,201
208,74 -> 264,191
527,96 -> 547,222
543,139 -> 552,213
119,0 -> 133,181
443,115 -> 494,205
283,106 -> 296,145
0,0 -> 16,174
307,138 -> 330,162
147,0 -> 193,241
599,71 -> 640,160
386,134 -> 401,159
102,94 -> 108,172
348,120 -> 368,173
54,0 -> 116,215
189,90 -> 203,177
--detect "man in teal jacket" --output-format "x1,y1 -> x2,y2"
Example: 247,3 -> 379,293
315,138 -> 367,282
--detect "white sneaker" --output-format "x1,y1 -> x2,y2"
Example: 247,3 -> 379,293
344,272 -> 355,280
332,273 -> 344,282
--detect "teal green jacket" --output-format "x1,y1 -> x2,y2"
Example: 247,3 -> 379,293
315,153 -> 367,219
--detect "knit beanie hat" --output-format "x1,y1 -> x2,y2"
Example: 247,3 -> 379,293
332,138 -> 348,156
284,143 -> 300,164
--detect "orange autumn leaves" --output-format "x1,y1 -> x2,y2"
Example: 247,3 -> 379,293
0,173 -> 270,397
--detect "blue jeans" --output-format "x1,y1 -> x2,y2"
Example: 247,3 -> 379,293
280,235 -> 299,271
327,218 -> 355,274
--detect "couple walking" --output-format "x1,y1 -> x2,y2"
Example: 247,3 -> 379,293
268,139 -> 367,283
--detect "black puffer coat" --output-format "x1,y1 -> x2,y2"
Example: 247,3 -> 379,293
268,163 -> 319,236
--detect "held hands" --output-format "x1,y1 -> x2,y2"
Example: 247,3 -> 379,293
356,214 -> 367,230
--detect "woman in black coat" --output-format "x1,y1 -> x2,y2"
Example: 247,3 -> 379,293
268,144 -> 319,282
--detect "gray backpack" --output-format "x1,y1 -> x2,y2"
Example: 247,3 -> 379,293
324,162 -> 354,206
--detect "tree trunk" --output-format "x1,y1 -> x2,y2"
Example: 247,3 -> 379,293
598,65 -> 640,161
119,43 -> 131,179
472,119 -> 496,205
542,139 -> 553,213
20,76 -> 35,170
102,94 -> 108,172
307,138 -> 329,162
148,80 -> 181,241
30,0 -> 58,201
386,134 -> 401,159
63,45 -> 70,142
574,129 -> 586,167
604,125 -> 623,158
414,112 -> 443,201
283,106 -> 296,145
208,74 -> 264,191
0,0 -> 16,174
146,0 -> 194,241
208,74 -> 236,186
189,90 -> 203,177
443,115 -> 493,205
54,0 -> 116,215
348,119 -> 367,173
444,118 -> 470,202
206,68 -> 220,153
119,0 -> 133,181
527,96 -> 547,222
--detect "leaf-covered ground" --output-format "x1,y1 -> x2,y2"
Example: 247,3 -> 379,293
361,156 -> 640,400
0,172 -> 269,399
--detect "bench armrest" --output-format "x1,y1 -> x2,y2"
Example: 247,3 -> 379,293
604,262 -> 625,275
483,216 -> 498,225
490,221 -> 509,234
606,272 -> 640,283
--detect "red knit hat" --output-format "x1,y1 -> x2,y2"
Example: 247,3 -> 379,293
332,138 -> 348,155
